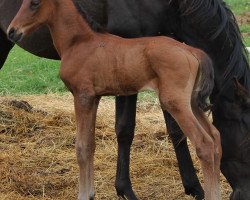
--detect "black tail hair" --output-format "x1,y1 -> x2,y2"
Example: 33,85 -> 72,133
193,51 -> 214,111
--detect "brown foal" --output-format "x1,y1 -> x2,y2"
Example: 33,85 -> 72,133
7,0 -> 222,199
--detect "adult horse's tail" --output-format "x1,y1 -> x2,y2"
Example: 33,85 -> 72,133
192,50 -> 214,111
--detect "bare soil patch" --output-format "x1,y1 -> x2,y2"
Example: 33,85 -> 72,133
237,12 -> 250,26
237,12 -> 250,37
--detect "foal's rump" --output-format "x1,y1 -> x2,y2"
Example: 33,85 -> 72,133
145,37 -> 214,111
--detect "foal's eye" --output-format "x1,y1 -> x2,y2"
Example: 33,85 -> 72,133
30,0 -> 41,10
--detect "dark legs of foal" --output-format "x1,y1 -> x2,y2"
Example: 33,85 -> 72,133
115,95 -> 204,200
115,95 -> 138,200
0,29 -> 14,69
163,112 -> 204,200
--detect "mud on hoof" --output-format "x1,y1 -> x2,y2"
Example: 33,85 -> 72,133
185,183 -> 204,200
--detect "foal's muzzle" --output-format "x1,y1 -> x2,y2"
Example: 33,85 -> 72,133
7,27 -> 23,42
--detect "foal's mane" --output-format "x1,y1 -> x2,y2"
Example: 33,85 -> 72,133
178,0 -> 249,90
72,0 -> 106,32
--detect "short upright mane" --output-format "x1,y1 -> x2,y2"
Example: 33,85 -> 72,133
72,0 -> 105,33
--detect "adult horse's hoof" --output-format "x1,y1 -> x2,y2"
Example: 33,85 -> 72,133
115,181 -> 138,200
185,183 -> 204,200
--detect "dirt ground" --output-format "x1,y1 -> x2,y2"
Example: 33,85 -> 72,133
0,94 -> 231,199
237,12 -> 250,37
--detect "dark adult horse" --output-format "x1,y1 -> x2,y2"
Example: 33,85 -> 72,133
1,0 -> 250,199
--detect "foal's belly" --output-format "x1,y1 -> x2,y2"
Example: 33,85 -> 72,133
93,66 -> 157,96
94,76 -> 158,96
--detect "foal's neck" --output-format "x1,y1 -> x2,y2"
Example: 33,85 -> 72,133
48,0 -> 95,56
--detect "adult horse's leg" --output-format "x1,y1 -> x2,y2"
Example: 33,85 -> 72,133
115,95 -> 138,200
163,111 -> 204,200
0,29 -> 14,69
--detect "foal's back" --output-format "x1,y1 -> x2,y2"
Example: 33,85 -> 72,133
63,34 -> 201,96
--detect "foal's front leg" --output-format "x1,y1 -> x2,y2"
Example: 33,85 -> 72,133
74,91 -> 100,200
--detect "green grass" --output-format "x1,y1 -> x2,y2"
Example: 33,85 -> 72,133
240,25 -> 250,34
225,0 -> 250,15
240,25 -> 250,46
243,37 -> 250,47
0,1 -> 249,95
0,46 -> 65,95
225,0 -> 250,46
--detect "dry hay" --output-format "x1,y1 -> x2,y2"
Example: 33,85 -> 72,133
0,94 -> 231,200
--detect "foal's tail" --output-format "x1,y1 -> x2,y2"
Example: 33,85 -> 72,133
192,50 -> 214,111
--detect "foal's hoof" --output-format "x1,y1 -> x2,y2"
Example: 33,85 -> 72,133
185,184 -> 204,200
78,193 -> 95,200
89,192 -> 95,200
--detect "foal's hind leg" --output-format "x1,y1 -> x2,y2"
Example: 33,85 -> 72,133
159,93 -> 220,200
0,29 -> 14,69
163,111 -> 204,200
115,95 -> 138,200
191,106 -> 222,197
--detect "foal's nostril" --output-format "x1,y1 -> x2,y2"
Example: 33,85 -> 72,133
8,27 -> 16,40
7,27 -> 23,42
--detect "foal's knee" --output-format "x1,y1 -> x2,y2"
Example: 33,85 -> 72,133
76,143 -> 95,165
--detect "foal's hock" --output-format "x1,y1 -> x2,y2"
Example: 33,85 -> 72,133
8,0 -> 222,199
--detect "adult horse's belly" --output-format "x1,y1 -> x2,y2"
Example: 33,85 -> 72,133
17,28 -> 59,60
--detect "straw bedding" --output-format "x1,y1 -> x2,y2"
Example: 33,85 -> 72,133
0,94 -> 231,199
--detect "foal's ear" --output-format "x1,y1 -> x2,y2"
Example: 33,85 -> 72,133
233,77 -> 250,108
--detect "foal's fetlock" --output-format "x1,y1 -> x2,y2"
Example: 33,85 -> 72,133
196,147 -> 214,164
78,194 -> 89,200
89,187 -> 95,200
78,189 -> 95,200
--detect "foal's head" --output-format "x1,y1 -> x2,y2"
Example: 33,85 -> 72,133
7,0 -> 53,42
